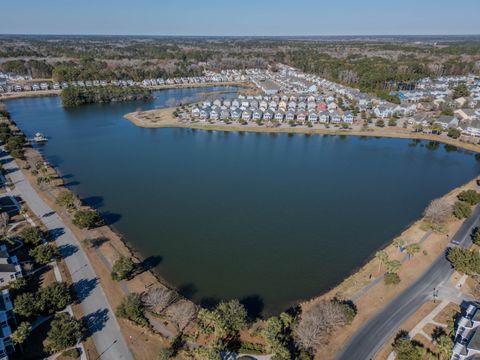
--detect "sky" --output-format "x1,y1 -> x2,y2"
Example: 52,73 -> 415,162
1,0 -> 479,36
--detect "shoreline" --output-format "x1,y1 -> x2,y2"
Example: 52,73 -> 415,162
0,81 -> 252,101
125,107 -> 480,154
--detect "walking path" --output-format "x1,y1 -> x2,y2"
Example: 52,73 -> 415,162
1,149 -> 133,360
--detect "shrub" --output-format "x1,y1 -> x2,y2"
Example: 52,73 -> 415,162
384,273 -> 401,285
72,209 -> 102,229
111,256 -> 135,281
37,282 -> 72,314
375,119 -> 385,127
447,128 -> 461,139
116,293 -> 149,327
453,201 -> 472,219
18,226 -> 43,246
11,321 -> 31,345
14,293 -> 37,318
447,247 -> 480,275
56,190 -> 79,210
61,347 -> 80,359
29,243 -> 61,264
457,190 -> 480,205
46,313 -> 84,353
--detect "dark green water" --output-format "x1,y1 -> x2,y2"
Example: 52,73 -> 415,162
6,88 -> 480,315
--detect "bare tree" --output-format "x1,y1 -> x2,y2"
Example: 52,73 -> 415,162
424,198 -> 452,224
0,212 -> 9,236
294,301 -> 349,354
142,287 -> 178,313
167,300 -> 198,331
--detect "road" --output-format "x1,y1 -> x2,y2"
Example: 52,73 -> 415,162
1,150 -> 133,360
336,205 -> 480,360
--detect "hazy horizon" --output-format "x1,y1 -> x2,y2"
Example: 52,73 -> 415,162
2,0 -> 480,36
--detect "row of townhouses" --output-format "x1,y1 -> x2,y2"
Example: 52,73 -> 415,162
451,303 -> 480,360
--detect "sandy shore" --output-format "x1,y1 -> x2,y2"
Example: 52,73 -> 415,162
0,89 -> 61,100
125,107 -> 480,153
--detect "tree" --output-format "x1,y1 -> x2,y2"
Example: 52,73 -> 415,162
262,312 -> 294,359
18,226 -> 43,246
457,190 -> 480,205
142,287 -> 178,313
392,238 -> 406,251
447,247 -> 480,276
116,293 -> 148,327
386,260 -> 402,274
56,190 -> 79,211
72,209 -> 102,229
45,313 -> 84,353
197,299 -> 247,341
393,335 -> 424,360
375,250 -> 389,272
474,228 -> 480,246
37,282 -> 72,314
424,199 -> 452,224
452,83 -> 470,99
375,119 -> 385,128
14,293 -> 37,318
384,273 -> 401,285
29,243 -> 61,265
167,300 -> 198,332
436,335 -> 453,360
294,300 -> 351,354
447,127 -> 461,139
453,201 -> 472,219
388,118 -> 397,127
405,243 -> 421,259
11,321 -> 31,345
111,256 -> 135,281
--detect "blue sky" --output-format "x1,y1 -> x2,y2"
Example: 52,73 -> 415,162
2,0 -> 479,36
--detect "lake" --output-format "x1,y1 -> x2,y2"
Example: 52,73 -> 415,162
5,87 -> 480,315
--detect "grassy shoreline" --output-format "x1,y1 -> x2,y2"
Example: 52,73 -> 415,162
125,107 -> 480,153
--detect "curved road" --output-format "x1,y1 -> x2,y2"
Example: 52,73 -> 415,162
1,149 -> 133,360
336,205 -> 480,360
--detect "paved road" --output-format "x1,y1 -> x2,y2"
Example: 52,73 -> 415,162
336,205 -> 480,360
1,150 -> 133,360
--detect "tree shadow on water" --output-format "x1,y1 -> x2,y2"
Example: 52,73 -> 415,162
177,283 -> 198,299
134,255 -> 162,276
240,295 -> 264,321
82,196 -> 104,208
100,212 -> 122,226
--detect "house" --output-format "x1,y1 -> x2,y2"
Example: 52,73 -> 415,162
209,109 -> 219,120
343,112 -> 354,123
220,109 -> 230,120
278,100 -> 287,110
317,102 -> 327,112
374,106 -> 393,119
191,107 -> 200,118
259,100 -> 268,110
223,99 -> 232,108
319,111 -> 330,123
231,109 -> 241,120
250,100 -> 259,109
199,108 -> 210,120
252,110 -> 263,121
464,119 -> 480,137
242,110 -> 252,121
451,304 -> 480,360
263,109 -> 274,121
330,111 -> 342,123
308,111 -> 318,122
231,99 -> 240,108
269,101 -> 278,110
296,111 -> 307,123
307,102 -> 316,110
288,101 -> 297,110
327,102 -> 338,111
274,110 -> 285,121
213,99 -> 222,107
0,290 -> 14,359
455,109 -> 477,122
285,110 -> 295,122
435,115 -> 459,129
0,245 -> 22,286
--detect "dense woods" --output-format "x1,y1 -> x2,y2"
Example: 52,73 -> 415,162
60,85 -> 152,107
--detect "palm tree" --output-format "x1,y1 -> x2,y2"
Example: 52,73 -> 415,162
386,260 -> 402,274
375,250 -> 389,272
436,335 -> 453,360
406,243 -> 421,259
392,238 -> 405,251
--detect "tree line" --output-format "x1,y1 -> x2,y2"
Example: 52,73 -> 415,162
60,85 -> 153,107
